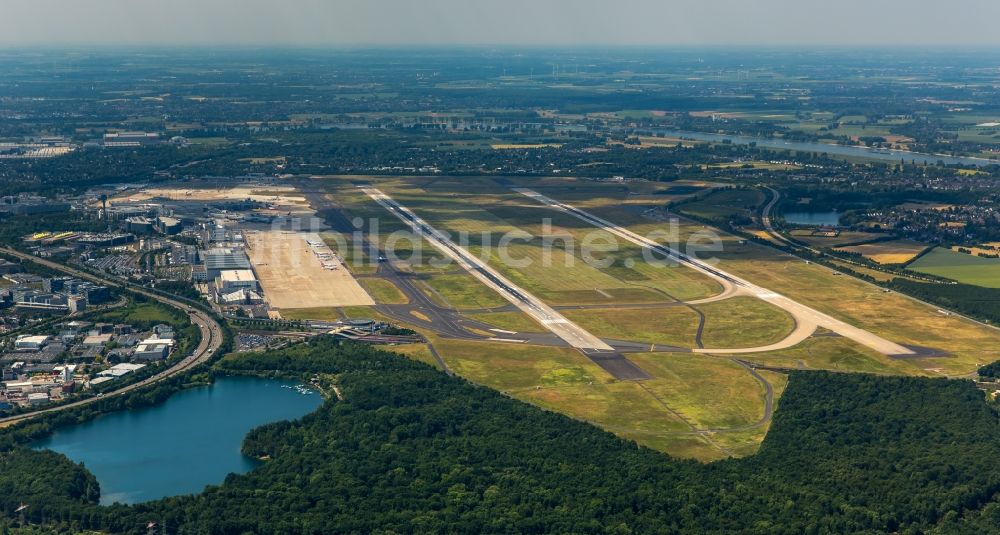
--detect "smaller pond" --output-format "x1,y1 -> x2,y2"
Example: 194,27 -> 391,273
783,211 -> 841,226
32,376 -> 323,505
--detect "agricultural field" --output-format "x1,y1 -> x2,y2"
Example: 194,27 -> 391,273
836,239 -> 930,264
908,247 -> 1000,288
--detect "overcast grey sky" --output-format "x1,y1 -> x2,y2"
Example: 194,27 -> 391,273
1,0 -> 998,46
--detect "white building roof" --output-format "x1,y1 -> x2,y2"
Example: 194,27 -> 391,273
15,335 -> 50,345
220,289 -> 263,303
140,337 -> 175,346
97,363 -> 146,377
82,334 -> 113,345
219,269 -> 256,282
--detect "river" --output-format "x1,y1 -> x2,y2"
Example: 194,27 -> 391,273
642,128 -> 998,167
32,376 -> 323,505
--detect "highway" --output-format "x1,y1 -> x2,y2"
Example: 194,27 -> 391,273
361,186 -> 615,353
514,188 -> 916,356
0,247 -> 224,428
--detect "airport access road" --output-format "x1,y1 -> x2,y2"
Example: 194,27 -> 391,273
0,247 -> 224,428
514,188 -> 915,357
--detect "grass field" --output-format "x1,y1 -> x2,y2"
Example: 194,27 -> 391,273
358,278 -> 408,305
908,247 -> 1000,288
509,176 -> 1000,377
675,188 -> 765,222
562,306 -> 700,347
628,353 -> 768,429
466,311 -> 543,333
399,332 -> 781,461
382,343 -> 441,370
368,177 -> 722,305
311,175 -> 1000,460
419,273 -> 510,309
836,239 -> 930,265
97,302 -> 182,326
696,297 -> 796,349
738,336 -> 920,375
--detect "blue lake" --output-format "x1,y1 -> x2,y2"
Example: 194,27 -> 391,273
782,211 -> 841,226
33,376 -> 322,505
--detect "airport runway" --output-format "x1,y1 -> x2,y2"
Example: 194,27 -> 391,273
363,186 -> 614,352
361,186 -> 652,379
514,187 -> 916,356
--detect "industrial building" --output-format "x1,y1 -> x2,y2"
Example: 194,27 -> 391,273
217,269 -> 259,292
126,216 -> 155,234
75,233 -> 135,247
102,132 -> 161,147
204,248 -> 253,279
156,216 -> 182,235
104,203 -> 158,221
0,259 -> 21,275
14,293 -> 69,313
133,343 -> 170,361
219,288 -> 264,304
14,335 -> 50,351
0,195 -> 71,215
97,363 -> 146,378
67,295 -> 87,313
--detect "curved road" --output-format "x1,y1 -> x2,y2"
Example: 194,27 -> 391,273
0,247 -> 224,428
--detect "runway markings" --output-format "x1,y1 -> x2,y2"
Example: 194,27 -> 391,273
362,186 -> 614,352
515,188 -> 914,356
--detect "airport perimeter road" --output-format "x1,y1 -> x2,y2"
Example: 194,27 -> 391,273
0,247 -> 224,428
760,187 -> 798,249
361,187 -> 614,353
514,188 -> 915,356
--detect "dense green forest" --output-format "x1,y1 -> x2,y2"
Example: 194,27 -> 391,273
2,338 -> 1000,533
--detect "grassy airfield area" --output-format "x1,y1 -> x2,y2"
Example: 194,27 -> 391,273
310,175 -> 1000,461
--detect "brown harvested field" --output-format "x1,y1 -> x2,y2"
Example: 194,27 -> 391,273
836,239 -> 930,264
951,244 -> 1000,257
246,230 -> 374,309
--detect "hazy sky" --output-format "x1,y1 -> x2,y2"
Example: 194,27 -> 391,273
2,0 -> 999,46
